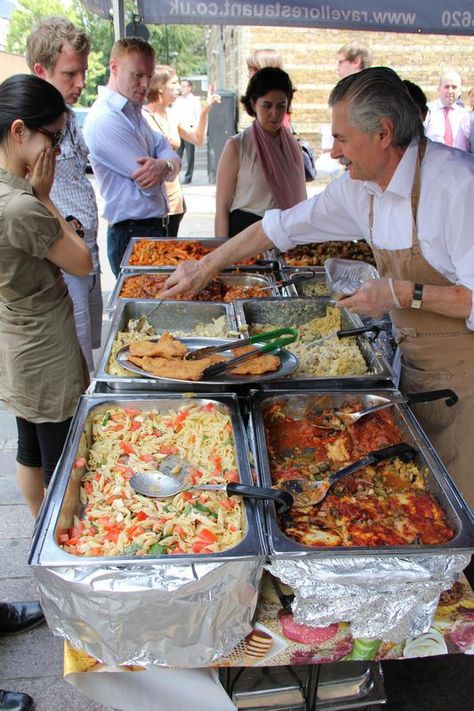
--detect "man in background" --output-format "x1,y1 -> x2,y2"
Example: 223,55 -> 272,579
83,38 -> 180,276
174,79 -> 201,184
424,70 -> 470,151
27,16 -> 102,373
336,40 -> 373,79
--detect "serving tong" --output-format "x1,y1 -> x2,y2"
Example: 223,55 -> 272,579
284,442 -> 417,506
187,328 -> 298,379
247,269 -> 317,295
305,323 -> 381,349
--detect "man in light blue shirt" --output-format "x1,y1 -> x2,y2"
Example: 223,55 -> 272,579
84,37 -> 180,276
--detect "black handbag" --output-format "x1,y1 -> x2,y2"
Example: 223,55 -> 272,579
298,139 -> 317,182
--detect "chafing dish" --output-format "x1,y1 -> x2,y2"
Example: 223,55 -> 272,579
28,393 -> 264,667
249,389 -> 474,557
279,267 -> 329,297
30,393 -> 263,566
234,298 -> 395,387
105,269 -> 281,315
94,299 -> 240,391
120,237 -> 276,271
277,240 -> 376,268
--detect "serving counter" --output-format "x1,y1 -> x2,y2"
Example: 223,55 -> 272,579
28,244 -> 473,710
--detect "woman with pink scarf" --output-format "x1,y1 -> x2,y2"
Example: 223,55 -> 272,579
215,67 -> 306,238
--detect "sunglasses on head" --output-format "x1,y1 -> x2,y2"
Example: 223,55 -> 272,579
36,127 -> 63,148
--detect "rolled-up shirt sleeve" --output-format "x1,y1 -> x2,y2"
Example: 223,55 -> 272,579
262,176 -> 368,252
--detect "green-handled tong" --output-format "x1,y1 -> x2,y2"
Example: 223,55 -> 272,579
198,327 -> 298,378
185,327 -> 298,360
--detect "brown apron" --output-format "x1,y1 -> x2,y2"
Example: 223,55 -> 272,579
369,139 -> 474,509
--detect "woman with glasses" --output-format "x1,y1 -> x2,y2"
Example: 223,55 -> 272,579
0,74 -> 91,516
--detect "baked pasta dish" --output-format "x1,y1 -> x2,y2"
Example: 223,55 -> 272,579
128,239 -> 260,267
263,400 -> 454,547
120,273 -> 271,301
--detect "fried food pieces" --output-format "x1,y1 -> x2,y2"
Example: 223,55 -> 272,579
125,333 -> 281,380
229,345 -> 280,375
128,353 -> 226,381
129,331 -> 188,359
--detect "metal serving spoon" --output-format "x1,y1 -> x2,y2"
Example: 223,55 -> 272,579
320,389 -> 458,428
284,443 -> 417,506
129,454 -> 293,512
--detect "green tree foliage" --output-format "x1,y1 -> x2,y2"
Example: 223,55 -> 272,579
5,0 -> 208,105
148,25 -> 208,77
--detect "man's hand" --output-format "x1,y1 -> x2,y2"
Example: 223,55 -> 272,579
132,157 -> 169,189
336,278 -> 395,317
28,148 -> 56,201
159,260 -> 213,299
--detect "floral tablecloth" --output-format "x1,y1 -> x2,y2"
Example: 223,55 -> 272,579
64,573 -> 473,674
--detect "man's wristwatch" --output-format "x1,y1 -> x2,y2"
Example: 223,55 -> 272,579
165,160 -> 173,176
410,283 -> 424,309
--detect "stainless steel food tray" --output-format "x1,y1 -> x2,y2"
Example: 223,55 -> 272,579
234,298 -> 395,387
277,240 -> 375,269
95,299 -> 240,391
30,393 -> 263,567
120,237 -> 276,272
105,270 -> 282,314
280,267 -> 329,297
249,389 -> 474,557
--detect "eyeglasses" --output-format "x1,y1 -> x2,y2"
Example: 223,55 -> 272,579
36,127 -> 63,148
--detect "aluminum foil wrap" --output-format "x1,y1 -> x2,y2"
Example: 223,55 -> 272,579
268,553 -> 470,642
33,558 -> 263,667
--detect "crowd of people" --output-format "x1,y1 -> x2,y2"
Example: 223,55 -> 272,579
0,17 -> 473,709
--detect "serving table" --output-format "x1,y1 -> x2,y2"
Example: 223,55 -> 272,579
63,572 -> 474,710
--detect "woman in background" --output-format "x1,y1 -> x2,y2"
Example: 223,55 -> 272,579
143,66 -> 220,236
215,67 -> 306,238
246,48 -> 284,78
0,74 -> 91,516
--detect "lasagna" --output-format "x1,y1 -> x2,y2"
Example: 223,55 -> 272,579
264,400 -> 454,547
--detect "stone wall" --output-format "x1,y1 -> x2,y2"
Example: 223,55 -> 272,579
207,25 -> 474,150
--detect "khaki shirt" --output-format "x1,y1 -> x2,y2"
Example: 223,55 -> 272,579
0,168 -> 88,422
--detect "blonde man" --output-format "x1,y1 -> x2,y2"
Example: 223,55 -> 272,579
83,38 -> 180,276
27,16 -> 102,373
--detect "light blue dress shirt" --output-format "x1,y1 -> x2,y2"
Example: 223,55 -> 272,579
83,86 -> 179,224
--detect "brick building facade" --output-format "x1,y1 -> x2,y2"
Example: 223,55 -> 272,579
207,25 -> 473,151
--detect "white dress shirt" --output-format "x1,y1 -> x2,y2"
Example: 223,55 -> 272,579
173,93 -> 201,129
424,99 -> 470,151
262,139 -> 474,329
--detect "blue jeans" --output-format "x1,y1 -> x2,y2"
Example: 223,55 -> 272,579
107,218 -> 168,277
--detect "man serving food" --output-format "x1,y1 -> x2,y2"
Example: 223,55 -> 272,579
160,67 -> 474,510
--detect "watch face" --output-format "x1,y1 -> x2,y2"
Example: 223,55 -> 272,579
411,283 -> 423,309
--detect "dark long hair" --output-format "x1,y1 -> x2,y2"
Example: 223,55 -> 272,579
241,67 -> 296,118
0,74 -> 66,143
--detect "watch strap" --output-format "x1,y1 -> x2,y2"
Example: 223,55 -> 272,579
411,282 -> 423,309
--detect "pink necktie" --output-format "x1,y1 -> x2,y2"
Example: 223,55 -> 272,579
443,106 -> 454,146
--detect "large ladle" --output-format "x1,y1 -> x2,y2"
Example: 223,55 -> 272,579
130,454 -> 293,512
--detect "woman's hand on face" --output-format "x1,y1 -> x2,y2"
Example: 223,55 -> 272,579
28,148 -> 55,201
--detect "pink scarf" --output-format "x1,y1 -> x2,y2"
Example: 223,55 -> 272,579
252,120 -> 306,210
